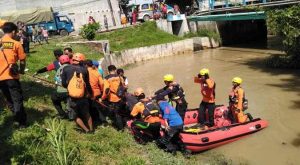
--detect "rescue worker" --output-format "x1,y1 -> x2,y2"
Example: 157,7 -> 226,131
229,77 -> 253,123
0,22 -> 27,128
102,65 -> 125,131
194,68 -> 216,127
61,53 -> 94,133
153,74 -> 187,120
51,55 -> 70,119
33,49 -> 64,75
157,98 -> 191,157
85,59 -> 107,126
130,87 -> 161,144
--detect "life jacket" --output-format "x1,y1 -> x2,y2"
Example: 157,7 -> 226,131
200,79 -> 216,103
87,67 -> 103,99
229,86 -> 248,110
67,72 -> 85,98
54,64 -> 69,93
168,84 -> 185,101
142,101 -> 160,120
104,74 -> 124,102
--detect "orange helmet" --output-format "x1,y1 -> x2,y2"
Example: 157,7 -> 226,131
72,53 -> 86,62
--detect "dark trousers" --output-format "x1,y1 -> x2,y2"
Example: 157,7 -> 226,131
0,79 -> 27,125
175,98 -> 188,121
51,92 -> 68,117
88,99 -> 107,124
164,125 -> 185,152
22,39 -> 30,54
109,101 -> 124,131
131,120 -> 161,142
198,101 -> 215,127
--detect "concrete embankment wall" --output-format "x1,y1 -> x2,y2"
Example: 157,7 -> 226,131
102,39 -> 194,69
100,37 -> 219,71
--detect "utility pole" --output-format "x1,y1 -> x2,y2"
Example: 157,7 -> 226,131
107,0 -> 117,26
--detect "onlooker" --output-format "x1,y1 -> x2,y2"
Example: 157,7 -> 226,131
103,15 -> 108,31
42,27 -> 49,44
162,4 -> 167,18
127,10 -> 133,25
121,14 -> 127,28
0,22 -> 27,128
174,4 -> 181,15
17,29 -> 29,54
132,9 -> 138,25
31,25 -> 38,43
88,16 -> 96,24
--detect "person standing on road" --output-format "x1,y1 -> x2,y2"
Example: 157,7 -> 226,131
0,22 -> 27,128
42,27 -> 49,44
128,10 -> 133,25
103,15 -> 109,31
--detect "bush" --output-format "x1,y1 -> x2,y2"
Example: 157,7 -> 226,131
80,23 -> 100,40
267,5 -> 300,68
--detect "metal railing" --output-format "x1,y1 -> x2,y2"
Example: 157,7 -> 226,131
200,0 -> 298,10
195,0 -> 300,15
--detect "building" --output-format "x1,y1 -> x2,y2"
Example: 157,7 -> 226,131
0,0 -> 121,30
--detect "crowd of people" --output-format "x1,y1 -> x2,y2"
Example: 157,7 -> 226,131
0,22 -> 253,156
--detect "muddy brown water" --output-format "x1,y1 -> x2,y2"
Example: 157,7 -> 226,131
125,47 -> 300,165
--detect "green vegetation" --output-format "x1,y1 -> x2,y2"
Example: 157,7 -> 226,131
184,29 -> 221,43
80,23 -> 101,40
266,5 -> 300,68
95,22 -> 182,52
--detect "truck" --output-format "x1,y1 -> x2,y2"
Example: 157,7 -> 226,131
0,7 -> 74,36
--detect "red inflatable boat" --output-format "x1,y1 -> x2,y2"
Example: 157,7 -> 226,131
127,105 -> 268,152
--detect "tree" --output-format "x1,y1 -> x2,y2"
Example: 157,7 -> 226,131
267,5 -> 300,68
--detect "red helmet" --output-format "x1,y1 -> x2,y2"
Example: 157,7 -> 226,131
72,53 -> 86,62
59,55 -> 70,64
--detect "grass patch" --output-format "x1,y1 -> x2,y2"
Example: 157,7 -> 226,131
95,22 -> 183,52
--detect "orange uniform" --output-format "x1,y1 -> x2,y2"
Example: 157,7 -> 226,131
131,102 -> 161,123
194,77 -> 215,103
0,35 -> 26,81
87,67 -> 104,99
229,86 -> 247,123
102,74 -> 124,102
